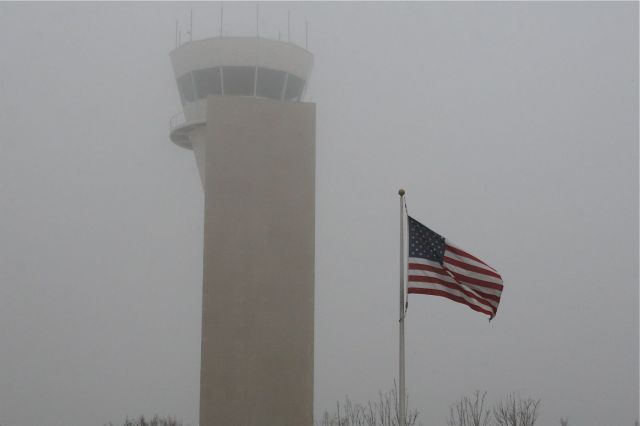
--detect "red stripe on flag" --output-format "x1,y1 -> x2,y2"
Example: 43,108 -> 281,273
444,268 -> 504,291
408,276 -> 495,310
408,263 -> 441,272
408,263 -> 451,276
467,287 -> 501,304
408,288 -> 494,317
410,262 -> 502,302
445,244 -> 497,271
442,256 -> 502,279
410,271 -> 502,305
408,275 -> 455,286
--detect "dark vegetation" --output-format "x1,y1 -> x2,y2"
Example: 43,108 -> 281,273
447,391 -> 540,426
104,415 -> 182,426
102,394 -> 639,426
318,387 -> 543,426
315,382 -> 419,426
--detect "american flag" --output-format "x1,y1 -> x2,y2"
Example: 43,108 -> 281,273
407,216 -> 503,319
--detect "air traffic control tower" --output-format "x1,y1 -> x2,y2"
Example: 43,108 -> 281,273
169,37 -> 315,426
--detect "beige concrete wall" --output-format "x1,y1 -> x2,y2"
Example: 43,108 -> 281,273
189,124 -> 207,187
199,96 -> 315,426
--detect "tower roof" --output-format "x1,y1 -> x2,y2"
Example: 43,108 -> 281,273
170,36 -> 313,82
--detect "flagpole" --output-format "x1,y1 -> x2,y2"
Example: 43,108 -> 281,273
398,188 -> 406,426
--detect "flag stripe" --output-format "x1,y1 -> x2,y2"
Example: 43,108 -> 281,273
408,274 -> 456,287
444,249 -> 497,274
408,262 -> 456,281
408,280 -> 495,312
443,267 -> 504,291
408,270 -> 456,286
445,242 -> 498,273
409,258 -> 503,295
408,268 -> 501,305
438,277 -> 501,307
442,259 -> 504,285
408,257 -> 446,269
443,252 -> 502,279
408,287 -> 494,317
460,286 -> 501,304
407,258 -> 497,305
408,277 -> 496,310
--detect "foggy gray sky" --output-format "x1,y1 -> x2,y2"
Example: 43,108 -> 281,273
0,2 -> 637,426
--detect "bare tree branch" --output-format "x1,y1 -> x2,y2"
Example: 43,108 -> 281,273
493,394 -> 540,426
448,390 -> 491,426
315,382 -> 420,426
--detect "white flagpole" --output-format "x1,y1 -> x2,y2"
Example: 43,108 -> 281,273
398,188 -> 406,426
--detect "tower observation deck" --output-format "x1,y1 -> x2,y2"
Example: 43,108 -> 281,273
169,36 -> 316,426
170,36 -> 313,147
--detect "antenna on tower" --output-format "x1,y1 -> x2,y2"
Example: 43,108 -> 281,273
220,2 -> 224,37
256,2 -> 259,38
287,10 -> 290,43
305,20 -> 308,50
175,20 -> 178,48
189,9 -> 193,42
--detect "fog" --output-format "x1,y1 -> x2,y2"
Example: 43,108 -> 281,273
0,2 -> 637,426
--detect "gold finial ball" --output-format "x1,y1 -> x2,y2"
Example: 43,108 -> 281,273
398,189 -> 405,196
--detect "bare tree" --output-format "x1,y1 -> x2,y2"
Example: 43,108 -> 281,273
559,418 -> 568,426
493,394 -> 540,426
104,415 -> 182,426
315,381 -> 420,426
447,390 -> 491,426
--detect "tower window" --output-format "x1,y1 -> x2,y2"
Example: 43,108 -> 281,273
256,68 -> 286,99
222,66 -> 255,96
193,67 -> 222,99
284,73 -> 305,101
177,73 -> 195,104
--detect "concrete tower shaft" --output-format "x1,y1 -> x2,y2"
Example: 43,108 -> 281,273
169,37 -> 316,426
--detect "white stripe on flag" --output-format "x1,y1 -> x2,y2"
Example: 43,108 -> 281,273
441,260 -> 504,285
445,242 -> 498,273
408,281 -> 495,311
408,257 -> 502,305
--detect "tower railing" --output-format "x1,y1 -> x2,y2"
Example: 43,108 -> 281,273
169,111 -> 186,132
